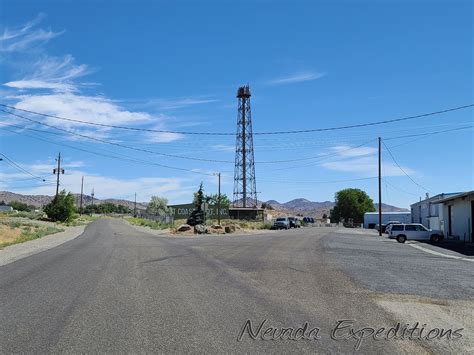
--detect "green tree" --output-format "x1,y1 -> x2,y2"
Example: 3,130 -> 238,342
146,196 -> 171,216
10,201 -> 29,211
187,183 -> 205,226
322,213 -> 328,219
206,193 -> 230,206
261,202 -> 274,210
329,188 -> 375,223
43,190 -> 76,222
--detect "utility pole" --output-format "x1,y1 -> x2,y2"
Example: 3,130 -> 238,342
53,152 -> 64,197
80,176 -> 84,215
134,192 -> 137,217
91,188 -> 95,213
378,137 -> 382,236
214,172 -> 221,225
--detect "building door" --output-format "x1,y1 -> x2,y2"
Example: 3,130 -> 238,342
448,205 -> 452,236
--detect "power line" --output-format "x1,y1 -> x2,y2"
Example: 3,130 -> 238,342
1,102 -> 472,135
384,125 -> 473,142
382,140 -> 433,194
1,109 -> 232,164
0,152 -> 49,182
266,139 -> 377,172
259,176 -> 377,184
0,117 -> 379,165
382,177 -> 419,197
0,125 -> 214,176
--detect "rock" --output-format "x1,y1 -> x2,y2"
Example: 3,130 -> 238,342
224,225 -> 236,234
194,224 -> 207,234
211,225 -> 224,230
177,224 -> 192,232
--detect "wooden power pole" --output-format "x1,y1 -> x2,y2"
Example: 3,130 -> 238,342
80,176 -> 84,215
53,152 -> 64,197
217,173 -> 221,225
378,137 -> 382,236
134,192 -> 137,217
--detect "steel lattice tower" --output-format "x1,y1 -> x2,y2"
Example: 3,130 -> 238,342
233,85 -> 258,208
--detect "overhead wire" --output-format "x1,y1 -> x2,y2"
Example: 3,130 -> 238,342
0,152 -> 50,183
1,102 -> 472,135
382,140 -> 433,194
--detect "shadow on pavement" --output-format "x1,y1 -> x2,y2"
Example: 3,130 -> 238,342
420,241 -> 474,256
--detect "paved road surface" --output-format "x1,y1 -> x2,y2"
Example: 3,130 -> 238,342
1,219 -> 472,353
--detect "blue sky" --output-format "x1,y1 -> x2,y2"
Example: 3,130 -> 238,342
0,0 -> 472,208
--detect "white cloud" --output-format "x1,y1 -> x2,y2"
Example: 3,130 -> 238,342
211,144 -> 235,152
330,145 -> 377,158
0,14 -> 63,52
14,93 -> 153,127
4,55 -> 91,92
0,161 -> 191,203
145,131 -> 184,143
320,145 -> 415,177
4,80 -> 75,91
267,71 -> 325,85
139,97 -> 219,110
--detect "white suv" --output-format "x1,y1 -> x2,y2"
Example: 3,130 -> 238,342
389,223 -> 444,244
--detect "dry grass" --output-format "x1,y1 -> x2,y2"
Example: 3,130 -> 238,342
0,225 -> 22,245
0,220 -> 64,249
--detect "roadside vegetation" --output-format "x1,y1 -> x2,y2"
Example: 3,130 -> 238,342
0,219 -> 64,249
126,216 -> 172,230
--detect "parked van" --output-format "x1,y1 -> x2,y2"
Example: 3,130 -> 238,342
389,223 -> 444,244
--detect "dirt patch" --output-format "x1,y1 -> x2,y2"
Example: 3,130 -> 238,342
373,293 -> 473,353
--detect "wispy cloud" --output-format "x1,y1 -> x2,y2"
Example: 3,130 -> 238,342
267,71 -> 325,85
5,55 -> 92,92
0,163 -> 189,203
1,15 -> 185,143
320,145 -> 415,177
13,93 -> 153,127
136,97 -> 219,110
0,14 -> 63,52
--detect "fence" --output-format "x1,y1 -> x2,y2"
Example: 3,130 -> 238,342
136,211 -> 174,224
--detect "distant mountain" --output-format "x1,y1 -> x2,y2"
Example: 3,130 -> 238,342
0,191 -> 408,217
0,191 -> 148,210
264,198 -> 408,217
374,203 -> 409,212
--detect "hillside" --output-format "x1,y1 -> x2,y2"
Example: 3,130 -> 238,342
264,199 -> 408,217
0,191 -> 408,217
0,191 -> 148,210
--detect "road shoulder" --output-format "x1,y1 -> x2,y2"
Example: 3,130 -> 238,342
0,225 -> 86,267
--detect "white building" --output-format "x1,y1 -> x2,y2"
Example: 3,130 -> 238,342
436,191 -> 473,242
363,211 -> 411,229
410,192 -> 461,230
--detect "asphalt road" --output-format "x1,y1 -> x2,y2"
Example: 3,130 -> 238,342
1,219 -> 472,353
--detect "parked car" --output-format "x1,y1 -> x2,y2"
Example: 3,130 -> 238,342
388,223 -> 444,243
288,217 -> 301,228
273,217 -> 290,230
384,221 -> 401,234
376,221 -> 400,233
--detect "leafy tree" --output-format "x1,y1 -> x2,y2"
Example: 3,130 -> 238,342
206,193 -> 230,206
187,183 -> 205,226
329,188 -> 375,224
44,190 -> 76,222
146,196 -> 171,216
10,201 -> 29,211
261,202 -> 274,210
